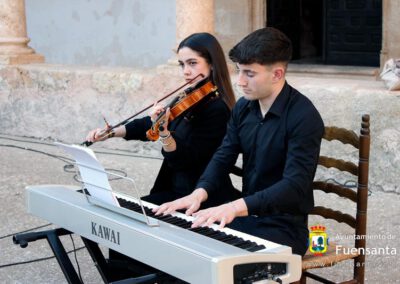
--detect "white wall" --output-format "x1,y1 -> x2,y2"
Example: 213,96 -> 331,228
25,0 -> 176,68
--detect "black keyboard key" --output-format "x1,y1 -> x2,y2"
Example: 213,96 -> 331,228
208,232 -> 230,241
216,234 -> 237,242
248,244 -> 266,252
236,241 -> 255,249
116,197 -> 267,252
172,219 -> 190,227
189,227 -> 209,233
157,215 -> 176,223
226,237 -> 246,246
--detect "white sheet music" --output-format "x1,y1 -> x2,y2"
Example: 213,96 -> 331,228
55,142 -> 119,206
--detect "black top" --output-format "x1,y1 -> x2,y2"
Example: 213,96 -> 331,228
124,92 -> 237,206
197,82 -> 324,218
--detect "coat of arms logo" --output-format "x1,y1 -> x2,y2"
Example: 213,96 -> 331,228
309,225 -> 328,256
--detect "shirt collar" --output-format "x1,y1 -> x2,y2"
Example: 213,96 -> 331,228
248,81 -> 291,118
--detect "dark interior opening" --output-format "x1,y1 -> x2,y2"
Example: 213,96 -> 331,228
267,0 -> 382,67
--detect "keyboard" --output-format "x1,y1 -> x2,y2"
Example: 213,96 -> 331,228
26,184 -> 301,284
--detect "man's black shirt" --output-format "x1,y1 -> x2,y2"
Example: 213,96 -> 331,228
196,82 -> 324,255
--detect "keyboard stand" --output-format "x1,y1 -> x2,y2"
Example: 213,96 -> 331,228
13,228 -> 165,284
13,228 -> 83,284
12,152 -> 181,283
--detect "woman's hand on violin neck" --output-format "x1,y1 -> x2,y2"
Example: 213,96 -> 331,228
159,108 -> 171,135
149,103 -> 165,122
150,105 -> 171,133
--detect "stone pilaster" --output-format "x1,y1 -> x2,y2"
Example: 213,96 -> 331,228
381,0 -> 400,68
250,0 -> 266,31
176,0 -> 215,47
0,0 -> 44,64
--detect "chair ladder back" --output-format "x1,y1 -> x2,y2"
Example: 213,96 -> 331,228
354,114 -> 370,282
311,123 -> 361,227
311,206 -> 356,228
313,181 -> 357,202
323,126 -> 359,148
318,156 -> 358,176
302,115 -> 371,284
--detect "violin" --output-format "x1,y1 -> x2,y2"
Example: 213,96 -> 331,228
146,78 -> 217,141
81,74 -> 216,146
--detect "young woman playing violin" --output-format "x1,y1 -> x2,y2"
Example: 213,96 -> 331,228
86,33 -> 240,281
85,32 -> 239,208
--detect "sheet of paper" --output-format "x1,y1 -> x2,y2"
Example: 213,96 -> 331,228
55,142 -> 119,206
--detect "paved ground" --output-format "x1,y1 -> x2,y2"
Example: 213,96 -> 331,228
0,135 -> 163,284
0,133 -> 399,284
1,71 -> 400,283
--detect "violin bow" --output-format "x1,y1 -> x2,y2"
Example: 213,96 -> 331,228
81,74 -> 204,146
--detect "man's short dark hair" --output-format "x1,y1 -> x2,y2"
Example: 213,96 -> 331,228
229,27 -> 292,66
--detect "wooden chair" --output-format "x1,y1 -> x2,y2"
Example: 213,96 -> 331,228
299,114 -> 371,284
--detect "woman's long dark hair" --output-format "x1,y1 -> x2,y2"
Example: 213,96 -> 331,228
177,33 -> 236,110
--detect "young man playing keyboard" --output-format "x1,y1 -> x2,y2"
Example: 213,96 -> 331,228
155,27 -> 324,256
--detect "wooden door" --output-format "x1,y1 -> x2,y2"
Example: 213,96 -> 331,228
324,0 -> 382,66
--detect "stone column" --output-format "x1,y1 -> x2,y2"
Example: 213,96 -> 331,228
380,0 -> 400,68
0,0 -> 44,64
176,0 -> 215,47
250,0 -> 266,31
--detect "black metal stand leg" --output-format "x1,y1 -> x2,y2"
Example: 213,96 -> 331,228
13,228 -> 177,284
81,238 -> 165,284
13,228 -> 83,284
81,237 -> 112,283
46,229 -> 83,284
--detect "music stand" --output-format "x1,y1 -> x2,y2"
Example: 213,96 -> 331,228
55,142 -> 158,227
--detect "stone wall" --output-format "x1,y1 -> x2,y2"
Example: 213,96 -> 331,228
20,0 -> 400,69
0,64 -> 399,194
25,0 -> 176,67
286,73 -> 400,194
0,64 -> 182,157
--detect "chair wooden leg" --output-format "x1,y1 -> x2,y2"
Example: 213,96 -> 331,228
291,272 -> 306,284
300,273 -> 307,284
